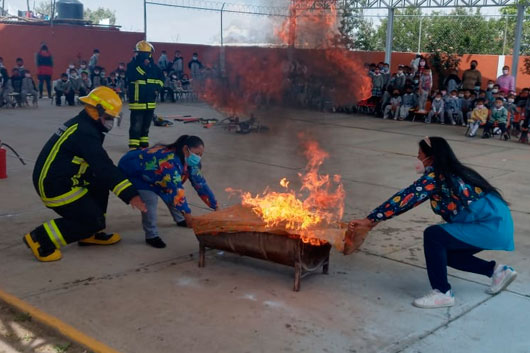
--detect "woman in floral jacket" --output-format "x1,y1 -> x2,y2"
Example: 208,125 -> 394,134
119,135 -> 217,248
348,137 -> 516,308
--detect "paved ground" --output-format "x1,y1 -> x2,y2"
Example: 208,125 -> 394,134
0,101 -> 529,353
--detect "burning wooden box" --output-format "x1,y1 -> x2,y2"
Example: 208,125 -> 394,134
193,205 -> 357,291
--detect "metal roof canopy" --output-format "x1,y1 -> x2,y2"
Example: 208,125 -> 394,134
144,0 -> 528,84
347,0 -> 519,8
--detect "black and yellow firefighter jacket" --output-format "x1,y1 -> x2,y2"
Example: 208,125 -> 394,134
32,110 -> 138,208
126,58 -> 164,111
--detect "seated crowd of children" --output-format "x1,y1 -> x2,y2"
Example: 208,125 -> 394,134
0,58 -> 194,108
362,60 -> 529,143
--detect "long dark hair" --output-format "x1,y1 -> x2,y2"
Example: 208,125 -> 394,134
419,137 -> 507,204
163,135 -> 204,164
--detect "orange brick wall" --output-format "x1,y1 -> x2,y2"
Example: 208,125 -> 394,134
0,23 -> 528,90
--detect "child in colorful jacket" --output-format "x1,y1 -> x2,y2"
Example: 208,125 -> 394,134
118,135 -> 217,248
467,98 -> 489,137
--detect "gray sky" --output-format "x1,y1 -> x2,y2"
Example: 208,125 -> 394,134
4,0 -> 503,45
3,0 -> 290,44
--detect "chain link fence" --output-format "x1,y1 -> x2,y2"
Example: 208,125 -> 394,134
340,9 -> 530,56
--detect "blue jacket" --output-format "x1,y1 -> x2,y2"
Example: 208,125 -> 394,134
118,146 -> 217,214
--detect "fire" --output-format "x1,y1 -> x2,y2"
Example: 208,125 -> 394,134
196,0 -> 372,115
227,139 -> 344,246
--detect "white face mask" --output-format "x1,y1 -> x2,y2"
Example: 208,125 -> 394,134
477,105 -> 484,109
503,70 -> 509,75
492,89 -> 499,93
488,84 -> 494,89
415,158 -> 429,174
508,98 -> 514,103
102,117 -> 115,131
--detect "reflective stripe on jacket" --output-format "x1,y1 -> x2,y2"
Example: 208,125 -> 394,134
126,58 -> 164,110
32,111 -> 138,207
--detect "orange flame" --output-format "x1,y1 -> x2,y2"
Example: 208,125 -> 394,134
196,0 -> 372,115
227,139 -> 344,245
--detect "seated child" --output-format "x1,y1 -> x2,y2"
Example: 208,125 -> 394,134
483,97 -> 508,140
7,68 -> 23,106
399,86 -> 417,120
69,69 -> 88,97
21,70 -> 38,105
444,90 -> 464,126
467,98 -> 488,137
426,92 -> 444,124
383,89 -> 401,120
54,73 -> 74,106
80,71 -> 92,93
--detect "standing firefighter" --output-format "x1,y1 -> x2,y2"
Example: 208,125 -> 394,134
23,86 -> 147,262
126,40 -> 164,149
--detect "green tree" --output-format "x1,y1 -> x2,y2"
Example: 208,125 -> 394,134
337,0 -> 380,51
499,5 -> 530,55
423,8 -> 503,55
376,7 -> 424,53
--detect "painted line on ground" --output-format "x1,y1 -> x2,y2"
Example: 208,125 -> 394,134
0,287 -> 122,353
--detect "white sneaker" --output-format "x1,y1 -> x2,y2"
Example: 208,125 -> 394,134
486,264 -> 517,295
413,289 -> 455,308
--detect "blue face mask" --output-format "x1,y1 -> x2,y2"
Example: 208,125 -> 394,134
186,148 -> 201,167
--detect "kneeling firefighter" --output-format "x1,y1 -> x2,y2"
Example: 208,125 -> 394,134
24,86 -> 147,262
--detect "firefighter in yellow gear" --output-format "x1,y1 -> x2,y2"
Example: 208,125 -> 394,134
126,40 -> 164,149
24,86 -> 147,262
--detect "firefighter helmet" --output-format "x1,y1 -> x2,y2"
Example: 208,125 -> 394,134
135,40 -> 154,53
79,86 -> 123,118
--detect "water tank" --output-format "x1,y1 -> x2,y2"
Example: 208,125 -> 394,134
56,0 -> 84,20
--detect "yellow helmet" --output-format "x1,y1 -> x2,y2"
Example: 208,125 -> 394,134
79,86 -> 122,119
135,40 -> 154,53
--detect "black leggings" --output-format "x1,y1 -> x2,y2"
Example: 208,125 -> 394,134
423,225 -> 495,293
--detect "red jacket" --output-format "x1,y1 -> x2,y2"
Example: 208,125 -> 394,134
36,50 -> 54,76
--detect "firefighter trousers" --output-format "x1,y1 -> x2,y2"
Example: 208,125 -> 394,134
129,109 -> 154,148
32,183 -> 109,250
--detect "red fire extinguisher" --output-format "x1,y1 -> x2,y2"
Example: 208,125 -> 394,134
0,141 -> 26,179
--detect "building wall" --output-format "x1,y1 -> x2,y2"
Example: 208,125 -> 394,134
0,22 -> 528,90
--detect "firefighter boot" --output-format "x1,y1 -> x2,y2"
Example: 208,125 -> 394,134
23,232 -> 62,262
78,232 -> 121,246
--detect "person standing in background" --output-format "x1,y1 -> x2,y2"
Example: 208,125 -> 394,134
35,44 -> 53,99
171,50 -> 184,79
462,60 -> 482,90
158,50 -> 169,72
188,52 -> 204,80
126,40 -> 164,149
88,49 -> 100,76
496,66 -> 515,95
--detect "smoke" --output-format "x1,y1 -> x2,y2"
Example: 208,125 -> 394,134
196,0 -> 371,116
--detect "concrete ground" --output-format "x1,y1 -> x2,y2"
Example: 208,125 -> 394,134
0,101 -> 529,353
